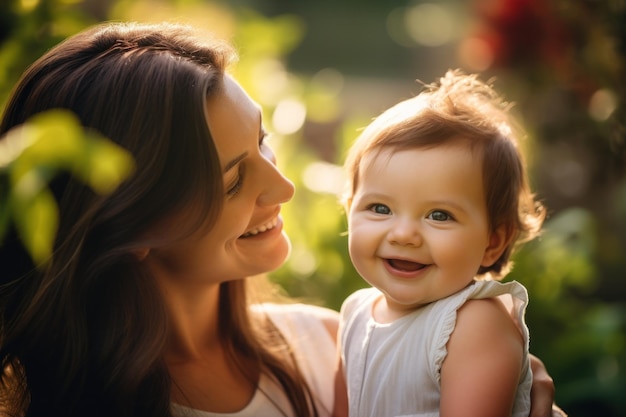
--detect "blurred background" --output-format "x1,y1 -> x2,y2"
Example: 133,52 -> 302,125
0,0 -> 624,415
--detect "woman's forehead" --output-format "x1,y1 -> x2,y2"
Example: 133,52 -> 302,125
205,76 -> 262,169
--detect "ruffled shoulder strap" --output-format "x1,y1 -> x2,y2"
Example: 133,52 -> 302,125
430,280 -> 529,384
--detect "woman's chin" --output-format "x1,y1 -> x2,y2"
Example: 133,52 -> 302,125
250,233 -> 292,275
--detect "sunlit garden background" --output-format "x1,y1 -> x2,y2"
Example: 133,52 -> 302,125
0,0 -> 624,415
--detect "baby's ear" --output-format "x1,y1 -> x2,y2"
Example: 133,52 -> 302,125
481,225 -> 511,267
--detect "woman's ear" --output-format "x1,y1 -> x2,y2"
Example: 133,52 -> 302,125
132,247 -> 150,262
481,225 -> 511,267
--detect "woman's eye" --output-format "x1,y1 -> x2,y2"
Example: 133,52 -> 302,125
260,133 -> 277,162
427,210 -> 452,221
226,175 -> 243,196
368,203 -> 391,215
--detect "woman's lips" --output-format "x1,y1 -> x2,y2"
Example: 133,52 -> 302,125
241,216 -> 279,238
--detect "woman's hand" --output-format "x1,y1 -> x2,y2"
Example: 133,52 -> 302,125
529,354 -> 567,417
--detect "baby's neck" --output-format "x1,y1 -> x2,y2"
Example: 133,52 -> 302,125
371,294 -> 423,324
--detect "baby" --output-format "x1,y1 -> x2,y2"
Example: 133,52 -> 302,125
335,70 -> 545,417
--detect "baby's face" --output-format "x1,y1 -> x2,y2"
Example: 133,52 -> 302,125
347,145 -> 507,320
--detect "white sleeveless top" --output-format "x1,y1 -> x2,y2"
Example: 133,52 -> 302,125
171,303 -> 337,417
340,280 -> 532,417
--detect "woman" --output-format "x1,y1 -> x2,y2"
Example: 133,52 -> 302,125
0,22 -> 560,417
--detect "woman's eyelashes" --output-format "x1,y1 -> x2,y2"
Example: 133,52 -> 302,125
226,164 -> 246,197
226,131 -> 268,197
259,129 -> 270,150
226,173 -> 243,196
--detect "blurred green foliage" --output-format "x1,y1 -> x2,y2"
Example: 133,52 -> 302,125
0,110 -> 134,264
0,0 -> 624,416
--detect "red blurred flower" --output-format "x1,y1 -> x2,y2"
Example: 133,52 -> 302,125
471,0 -> 573,74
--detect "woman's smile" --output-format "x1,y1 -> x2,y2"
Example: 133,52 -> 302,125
241,215 -> 281,238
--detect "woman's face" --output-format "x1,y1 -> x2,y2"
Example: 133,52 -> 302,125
146,75 -> 295,286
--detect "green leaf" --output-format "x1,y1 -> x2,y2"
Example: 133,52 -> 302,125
8,110 -> 84,183
0,109 -> 134,263
77,136 -> 135,194
11,186 -> 59,266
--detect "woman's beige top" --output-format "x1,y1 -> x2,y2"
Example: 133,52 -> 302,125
171,303 -> 337,417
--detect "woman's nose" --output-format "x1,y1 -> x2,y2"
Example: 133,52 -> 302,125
387,217 -> 422,247
257,153 -> 295,206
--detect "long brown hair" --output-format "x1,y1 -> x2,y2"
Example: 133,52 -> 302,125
0,22 -> 318,417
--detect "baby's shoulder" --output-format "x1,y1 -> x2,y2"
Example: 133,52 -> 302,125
455,297 -> 523,344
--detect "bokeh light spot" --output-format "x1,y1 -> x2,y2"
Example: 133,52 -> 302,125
549,158 -> 588,198
252,59 -> 289,105
588,88 -> 618,121
405,3 -> 453,47
288,246 -> 317,277
457,37 -> 494,72
311,67 -> 344,93
20,0 -> 39,11
302,161 -> 345,196
272,98 -> 306,135
386,7 -> 414,47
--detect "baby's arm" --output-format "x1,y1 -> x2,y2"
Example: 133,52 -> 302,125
440,297 -> 524,417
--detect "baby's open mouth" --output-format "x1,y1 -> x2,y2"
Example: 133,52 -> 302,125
241,217 -> 278,238
386,259 -> 427,272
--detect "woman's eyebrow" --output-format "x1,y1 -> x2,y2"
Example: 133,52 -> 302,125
224,152 -> 248,173
224,111 -> 262,172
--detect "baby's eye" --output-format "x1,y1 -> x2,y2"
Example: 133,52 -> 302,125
427,210 -> 452,221
367,203 -> 391,215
